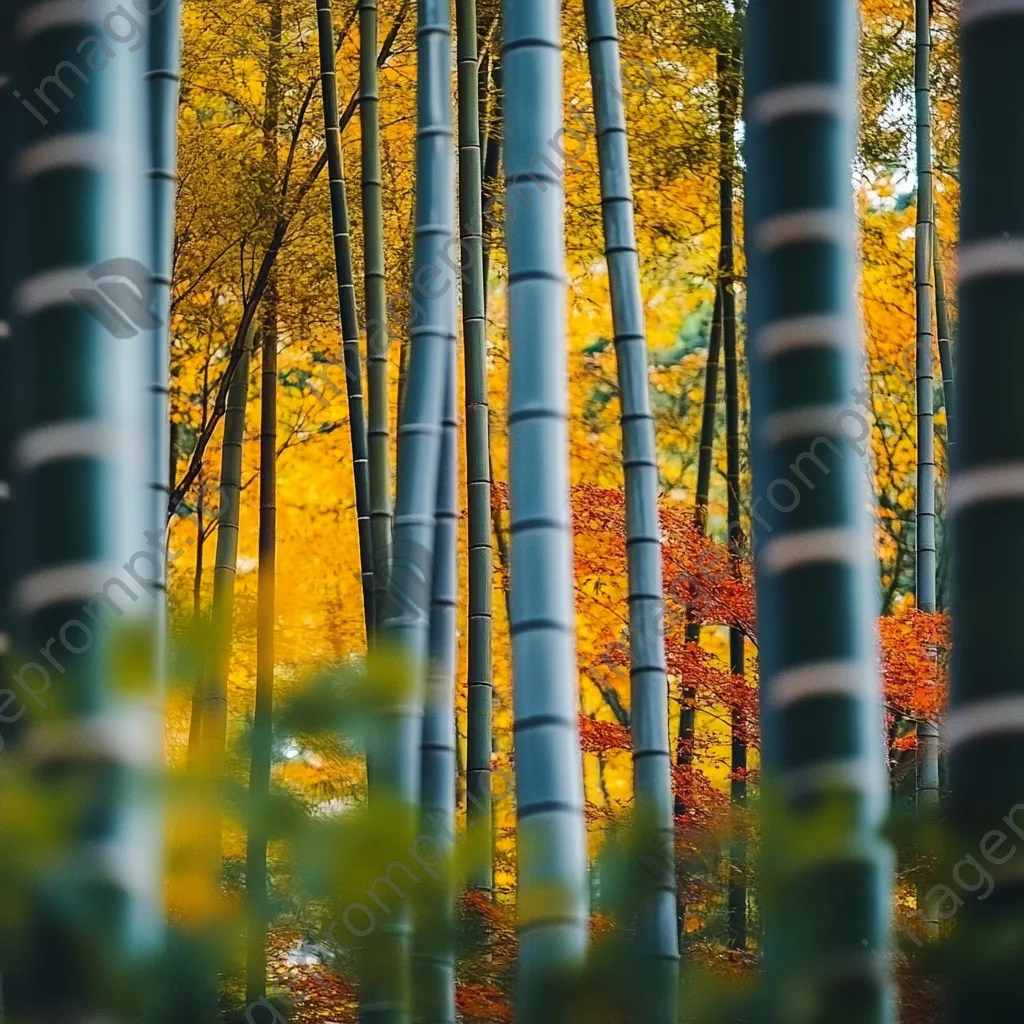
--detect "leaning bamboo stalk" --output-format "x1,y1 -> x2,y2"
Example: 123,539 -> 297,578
456,0 -> 495,893
318,0 -> 376,639
503,0 -> 589,1015
583,0 -> 677,1014
359,0 -> 394,627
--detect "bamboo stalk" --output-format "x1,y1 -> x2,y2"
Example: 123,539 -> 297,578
456,0 -> 495,893
948,4 -> 1024,1019
318,0 -> 376,639
584,0 -> 677,1013
359,0 -> 394,627
503,0 -> 589,1015
744,1 -> 893,1016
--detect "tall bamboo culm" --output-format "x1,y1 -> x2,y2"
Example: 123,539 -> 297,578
915,0 -> 937,614
359,0 -> 393,627
744,2 -> 893,1019
318,0 -> 376,639
503,0 -> 589,1017
456,0 -> 495,892
912,0 -> 941,935
146,0 -> 180,707
5,0 -> 160,1014
948,2 -> 1024,1019
414,350 -> 458,1024
364,0 -> 456,1020
583,0 -> 677,1014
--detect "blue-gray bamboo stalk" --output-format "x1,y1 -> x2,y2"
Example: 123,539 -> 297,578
744,2 -> 893,1018
503,0 -> 589,1016
414,347 -> 457,1024
583,0 -> 677,1014
456,0 -> 494,893
915,0 -> 936,614
364,0 -> 456,1020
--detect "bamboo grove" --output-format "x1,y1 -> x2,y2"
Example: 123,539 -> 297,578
0,1 -> 1021,1023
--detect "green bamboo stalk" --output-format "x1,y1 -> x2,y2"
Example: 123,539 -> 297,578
414,348 -> 458,1024
915,0 -> 936,614
503,0 -> 589,1015
717,42 -> 747,953
318,0 -> 376,639
6,0 -> 161,1013
583,0 -> 677,1013
933,237 -> 955,449
745,2 -> 893,1018
948,3 -> 1024,1019
359,0 -> 393,627
456,0 -> 494,893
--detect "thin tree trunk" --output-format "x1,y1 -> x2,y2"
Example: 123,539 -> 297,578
584,0 -> 677,1015
694,289 -> 723,540
246,287 -> 278,1001
915,0 -> 937,614
934,236 -> 955,449
456,0 -> 495,894
360,0 -> 394,627
504,1 -> 589,1015
201,326 -> 254,779
246,0 -> 282,995
745,3 -> 892,1017
318,0 -> 376,640
187,495 -> 207,764
716,43 -> 747,955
